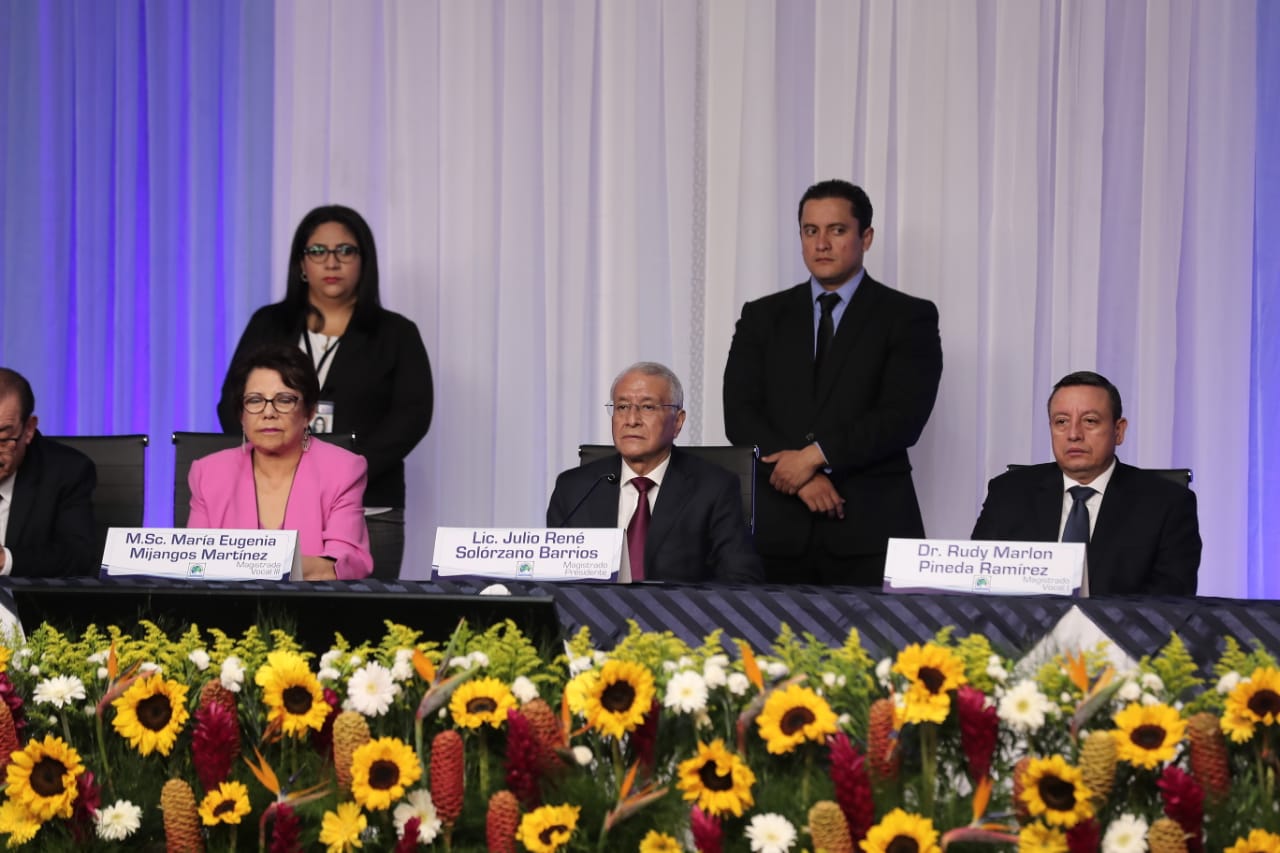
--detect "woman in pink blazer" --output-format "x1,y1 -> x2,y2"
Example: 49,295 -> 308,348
189,345 -> 373,580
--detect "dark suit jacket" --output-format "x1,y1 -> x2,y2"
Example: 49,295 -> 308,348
970,461 -> 1201,595
723,276 -> 943,559
4,433 -> 97,577
545,448 -> 764,583
217,302 -> 433,508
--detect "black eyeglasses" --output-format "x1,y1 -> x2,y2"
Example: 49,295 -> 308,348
243,394 -> 301,414
606,402 -> 681,418
302,244 -> 361,264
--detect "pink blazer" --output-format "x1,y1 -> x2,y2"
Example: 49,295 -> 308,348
187,440 -> 373,580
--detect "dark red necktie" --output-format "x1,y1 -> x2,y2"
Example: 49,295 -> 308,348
627,477 -> 654,581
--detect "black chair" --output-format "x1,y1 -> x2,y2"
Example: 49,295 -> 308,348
172,431 -> 357,527
577,444 -> 758,532
46,434 -> 149,557
1006,464 -> 1192,488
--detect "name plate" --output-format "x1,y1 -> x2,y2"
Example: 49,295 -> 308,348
432,528 -> 622,582
883,538 -> 1084,596
101,528 -> 300,581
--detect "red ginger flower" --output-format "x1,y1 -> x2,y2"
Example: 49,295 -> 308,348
1158,765 -> 1205,853
486,790 -> 521,853
71,770 -> 102,843
691,806 -> 722,853
268,802 -> 303,853
1186,712 -> 1230,802
192,699 -> 240,792
0,701 -> 20,776
956,685 -> 999,783
310,686 -> 341,757
1067,818 -> 1101,853
827,732 -> 874,844
0,673 -> 27,736
629,698 -> 661,774
867,698 -> 900,782
430,729 -> 466,826
395,817 -> 421,852
505,708 -> 543,808
520,698 -> 567,774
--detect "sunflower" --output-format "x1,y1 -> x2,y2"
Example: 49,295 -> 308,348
1018,755 -> 1094,828
582,660 -> 655,739
1225,829 -> 1280,853
639,829 -> 684,853
319,801 -> 367,853
111,673 -> 190,756
893,643 -> 967,724
4,734 -> 84,822
515,803 -> 580,853
1112,702 -> 1186,769
0,799 -> 41,845
755,683 -> 838,754
676,739 -> 756,818
198,780 -> 251,826
860,808 -> 941,853
1018,821 -> 1069,852
350,737 -> 422,811
254,651 -> 330,737
448,677 -> 517,729
1222,668 -> 1280,743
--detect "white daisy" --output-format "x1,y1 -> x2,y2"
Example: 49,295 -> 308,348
1117,680 -> 1142,702
663,670 -> 709,714
33,675 -> 86,709
188,649 -> 211,671
572,745 -> 593,766
703,662 -> 727,689
391,649 -> 414,682
998,680 -> 1055,733
393,789 -> 443,844
347,662 -> 399,717
95,800 -> 143,842
220,656 -> 246,693
1101,813 -> 1149,853
511,675 -> 539,703
726,672 -> 751,696
744,812 -> 797,853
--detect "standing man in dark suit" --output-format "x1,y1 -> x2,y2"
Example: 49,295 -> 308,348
547,362 -> 762,583
0,368 -> 97,577
971,371 -> 1200,595
723,180 -> 943,586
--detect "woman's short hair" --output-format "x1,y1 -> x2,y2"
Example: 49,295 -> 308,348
283,205 -> 382,332
229,345 -> 321,415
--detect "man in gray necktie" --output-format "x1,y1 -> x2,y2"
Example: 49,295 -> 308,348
971,371 -> 1201,595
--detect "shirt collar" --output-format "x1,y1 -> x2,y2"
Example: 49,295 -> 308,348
809,268 -> 864,305
1062,457 -> 1117,496
620,450 -> 673,488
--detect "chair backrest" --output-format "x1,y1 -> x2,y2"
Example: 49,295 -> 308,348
172,432 -> 357,527
1005,464 -> 1193,488
46,434 -> 149,557
577,444 -> 758,532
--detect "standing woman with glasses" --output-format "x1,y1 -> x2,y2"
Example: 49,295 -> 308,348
217,205 -> 433,578
197,345 -> 373,580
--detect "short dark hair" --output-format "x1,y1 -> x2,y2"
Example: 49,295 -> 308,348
0,368 -> 35,422
1049,371 -> 1123,421
798,179 -> 873,234
228,345 -> 321,416
283,205 -> 382,333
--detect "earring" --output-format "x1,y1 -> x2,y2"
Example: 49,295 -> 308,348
241,431 -> 249,454
302,426 -> 312,452
301,270 -> 308,282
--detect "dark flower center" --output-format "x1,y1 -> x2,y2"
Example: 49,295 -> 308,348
601,681 -> 636,713
780,706 -> 816,735
698,761 -> 734,791
1130,724 -> 1168,750
30,757 -> 68,797
919,666 -> 946,694
214,799 -> 237,817
466,697 -> 498,715
538,825 -> 569,845
368,759 -> 400,791
1038,775 -> 1077,811
1247,689 -> 1280,717
282,685 -> 314,715
887,839 -> 920,853
137,694 -> 174,732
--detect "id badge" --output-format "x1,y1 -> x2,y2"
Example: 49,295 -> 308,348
311,401 -> 335,434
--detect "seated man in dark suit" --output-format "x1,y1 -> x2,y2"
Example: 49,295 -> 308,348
547,362 -> 763,583
0,368 -> 98,577
971,371 -> 1200,595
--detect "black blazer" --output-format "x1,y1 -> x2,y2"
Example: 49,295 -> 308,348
545,448 -> 763,583
971,461 -> 1201,595
5,433 -> 97,576
217,302 -> 433,508
723,276 -> 943,556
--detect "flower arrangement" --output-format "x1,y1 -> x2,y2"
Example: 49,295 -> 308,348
0,615 -> 1278,852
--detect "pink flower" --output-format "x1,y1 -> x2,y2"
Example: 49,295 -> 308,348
827,732 -> 873,843
691,805 -> 723,853
955,686 -> 998,783
1158,765 -> 1205,853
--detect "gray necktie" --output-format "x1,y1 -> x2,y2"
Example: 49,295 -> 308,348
1062,485 -> 1096,543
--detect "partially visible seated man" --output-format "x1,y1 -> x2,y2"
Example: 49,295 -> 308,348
546,362 -> 763,583
971,370 -> 1200,595
0,368 -> 98,577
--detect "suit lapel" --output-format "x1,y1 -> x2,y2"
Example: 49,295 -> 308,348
320,325 -> 370,396
645,451 -> 693,564
782,284 -> 819,401
583,458 -> 623,528
1035,468 -> 1065,540
6,442 -> 40,542
1090,462 -> 1132,549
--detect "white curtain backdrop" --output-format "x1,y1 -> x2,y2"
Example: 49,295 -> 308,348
267,0 -> 1255,595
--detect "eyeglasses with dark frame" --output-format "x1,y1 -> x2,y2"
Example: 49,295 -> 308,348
243,394 -> 302,415
606,402 -> 681,418
302,244 -> 361,264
